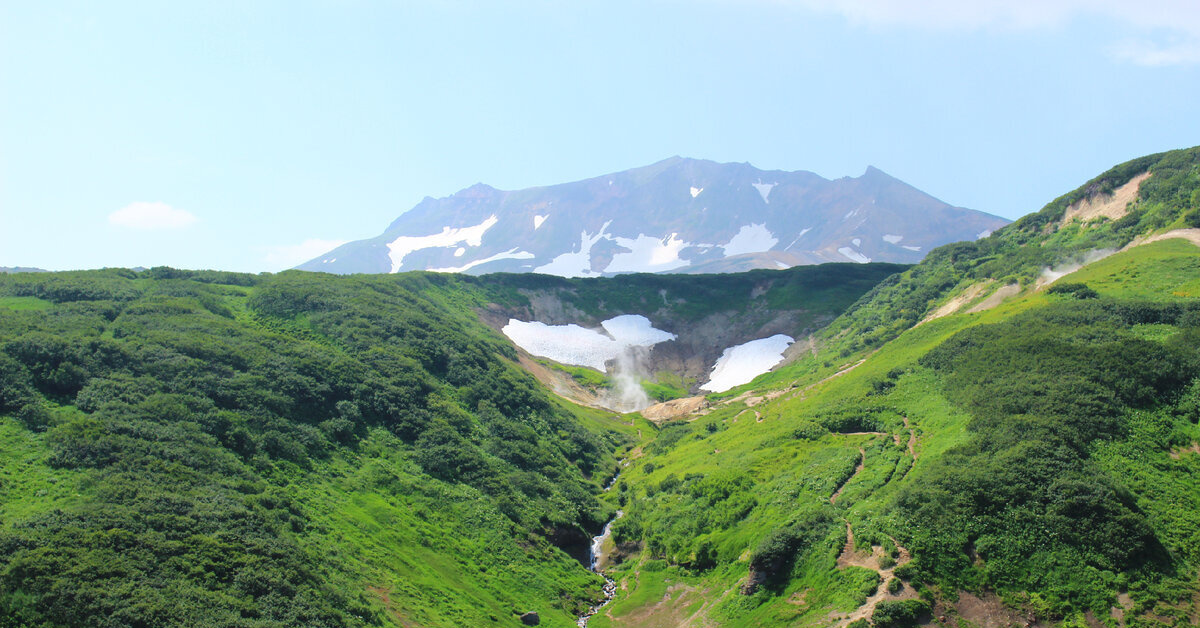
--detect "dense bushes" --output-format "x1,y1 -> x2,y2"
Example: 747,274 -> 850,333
0,269 -> 624,626
897,298 -> 1200,613
747,508 -> 834,589
871,599 -> 930,628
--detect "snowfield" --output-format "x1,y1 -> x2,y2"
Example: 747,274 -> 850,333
502,314 -> 676,371
387,215 -> 499,273
700,334 -> 794,392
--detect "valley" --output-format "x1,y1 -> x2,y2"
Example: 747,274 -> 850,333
0,147 -> 1198,627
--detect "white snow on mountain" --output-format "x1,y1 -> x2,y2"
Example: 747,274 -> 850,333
533,221 -> 612,277
700,334 -> 794,392
882,234 -> 903,244
752,181 -> 776,203
534,215 -> 548,230
387,215 -> 499,273
430,248 -> 535,273
837,247 -> 871,263
690,186 -> 703,198
605,233 -> 691,273
721,223 -> 779,257
502,314 -> 676,371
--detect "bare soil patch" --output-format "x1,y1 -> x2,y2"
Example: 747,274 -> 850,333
1170,441 -> 1200,460
1128,227 -> 1200,251
641,396 -> 709,423
967,283 -> 1020,314
834,524 -> 916,627
1063,172 -> 1150,224
920,280 -> 994,325
947,591 -> 1046,628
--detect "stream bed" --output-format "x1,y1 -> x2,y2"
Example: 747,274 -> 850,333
576,511 -> 622,627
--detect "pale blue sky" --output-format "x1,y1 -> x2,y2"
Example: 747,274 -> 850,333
3,0 -> 1199,272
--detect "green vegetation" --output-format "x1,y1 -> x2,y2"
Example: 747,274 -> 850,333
0,268 -> 635,627
829,146 -> 1200,355
2,147 -> 1199,627
480,263 -> 906,325
591,148 -> 1200,627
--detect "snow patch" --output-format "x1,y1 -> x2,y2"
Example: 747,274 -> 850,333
534,221 -> 611,278
501,315 -> 675,372
775,261 -> 790,269
721,223 -> 778,257
837,247 -> 871,264
700,334 -> 794,393
387,215 -> 499,273
782,228 -> 812,251
605,233 -> 691,273
690,186 -> 703,198
902,245 -> 922,252
534,215 -> 548,230
844,209 -> 858,221
453,247 -> 466,257
430,248 -> 534,273
752,181 -> 776,204
882,234 -> 903,244
852,238 -> 862,247
977,229 -> 993,239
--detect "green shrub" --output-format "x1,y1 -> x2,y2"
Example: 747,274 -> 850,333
872,599 -> 931,628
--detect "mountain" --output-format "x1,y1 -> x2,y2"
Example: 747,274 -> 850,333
297,157 -> 1008,276
2,147 -> 1199,628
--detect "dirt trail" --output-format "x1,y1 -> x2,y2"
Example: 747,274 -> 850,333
902,416 -> 917,459
782,350 -> 880,403
1127,227 -> 1200,250
830,448 -> 865,504
834,524 -> 916,627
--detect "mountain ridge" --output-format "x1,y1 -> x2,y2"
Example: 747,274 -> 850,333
299,157 -> 1008,276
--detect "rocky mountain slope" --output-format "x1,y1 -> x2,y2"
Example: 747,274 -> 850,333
298,157 -> 1008,276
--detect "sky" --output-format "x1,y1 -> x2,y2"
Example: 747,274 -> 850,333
2,0 -> 1199,272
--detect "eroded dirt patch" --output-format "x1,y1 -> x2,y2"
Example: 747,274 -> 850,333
641,396 -> 710,423
967,283 -> 1020,314
920,280 -> 994,325
1063,172 -> 1150,224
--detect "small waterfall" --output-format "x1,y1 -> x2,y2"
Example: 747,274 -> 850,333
577,510 -> 623,627
577,467 -> 625,627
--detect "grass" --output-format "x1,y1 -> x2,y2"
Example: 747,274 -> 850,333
0,296 -> 51,310
595,238 -> 1200,626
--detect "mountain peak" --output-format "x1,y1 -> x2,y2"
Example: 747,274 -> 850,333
300,158 -> 1008,276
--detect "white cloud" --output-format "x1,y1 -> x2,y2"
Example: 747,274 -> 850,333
263,238 -> 347,269
788,0 -> 1200,65
108,202 -> 197,230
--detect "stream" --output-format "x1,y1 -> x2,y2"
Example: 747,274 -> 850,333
576,470 -> 625,627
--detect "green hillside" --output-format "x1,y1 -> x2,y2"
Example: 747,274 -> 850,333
590,147 -> 1200,627
1,146 -> 1198,628
0,264 -> 895,627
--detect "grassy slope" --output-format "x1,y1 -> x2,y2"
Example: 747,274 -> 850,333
596,238 -> 1200,625
0,263 -> 895,627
